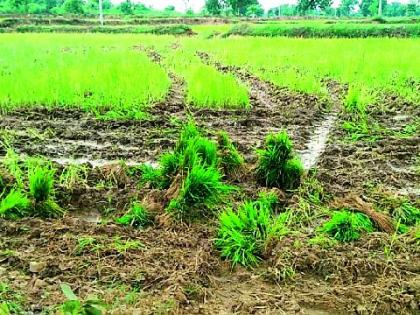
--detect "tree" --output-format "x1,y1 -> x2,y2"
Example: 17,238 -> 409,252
406,1 -> 418,16
246,3 -> 263,16
337,0 -> 358,16
205,0 -> 222,15
63,0 -> 84,14
297,0 -> 332,14
164,5 -> 175,11
119,0 -> 132,14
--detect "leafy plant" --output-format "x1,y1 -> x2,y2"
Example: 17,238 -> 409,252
59,283 -> 106,315
167,163 -> 233,220
319,210 -> 374,242
0,189 -> 30,219
256,131 -> 303,189
116,202 -> 151,229
217,131 -> 244,177
215,197 -> 287,267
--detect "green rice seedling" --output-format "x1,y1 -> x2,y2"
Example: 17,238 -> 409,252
391,202 -> 420,226
319,210 -> 374,242
215,197 -> 286,267
181,136 -> 218,170
175,121 -> 201,153
0,189 -> 30,219
28,163 -> 55,203
112,237 -> 145,254
27,161 -> 63,217
167,163 -> 233,220
139,164 -> 164,189
116,202 -> 151,229
344,85 -> 371,119
256,131 -> 303,190
217,131 -> 244,177
159,152 -> 182,187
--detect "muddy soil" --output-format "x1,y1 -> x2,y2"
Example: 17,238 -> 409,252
0,51 -> 419,314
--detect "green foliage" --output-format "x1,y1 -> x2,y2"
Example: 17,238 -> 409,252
217,131 -> 244,177
59,283 -> 106,315
320,210 -> 374,242
215,197 -> 288,267
116,202 -> 151,229
0,189 -> 30,219
167,163 -> 233,220
256,131 -> 303,190
175,121 -> 201,153
140,164 -> 165,189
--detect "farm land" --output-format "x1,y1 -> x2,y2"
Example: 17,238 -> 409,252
0,19 -> 419,314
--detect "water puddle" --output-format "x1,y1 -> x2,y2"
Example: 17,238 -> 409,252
73,209 -> 102,224
51,157 -> 143,168
299,112 -> 339,170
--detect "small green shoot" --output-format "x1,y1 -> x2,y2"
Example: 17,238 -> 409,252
0,189 -> 30,219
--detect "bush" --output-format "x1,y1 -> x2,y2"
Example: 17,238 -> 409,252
320,210 -> 374,242
167,163 -> 233,220
217,131 -> 244,177
215,196 -> 287,267
0,189 -> 30,219
256,131 -> 303,190
117,202 -> 151,228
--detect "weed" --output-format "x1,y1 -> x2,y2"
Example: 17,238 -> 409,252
308,234 -> 338,248
217,131 -> 244,177
112,238 -> 145,254
59,164 -> 88,191
320,210 -> 374,242
116,202 -> 152,229
0,282 -> 24,314
167,163 -> 233,220
59,283 -> 106,315
0,189 -> 30,219
256,131 -> 303,190
75,237 -> 101,255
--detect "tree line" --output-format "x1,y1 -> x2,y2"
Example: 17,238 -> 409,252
0,0 -> 418,17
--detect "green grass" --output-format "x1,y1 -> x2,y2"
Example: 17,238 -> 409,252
0,34 -> 171,119
320,210 -> 374,242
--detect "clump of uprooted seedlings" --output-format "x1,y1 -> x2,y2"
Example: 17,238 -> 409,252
0,149 -> 63,219
140,121 -> 244,221
256,131 -> 303,190
215,192 -> 288,267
